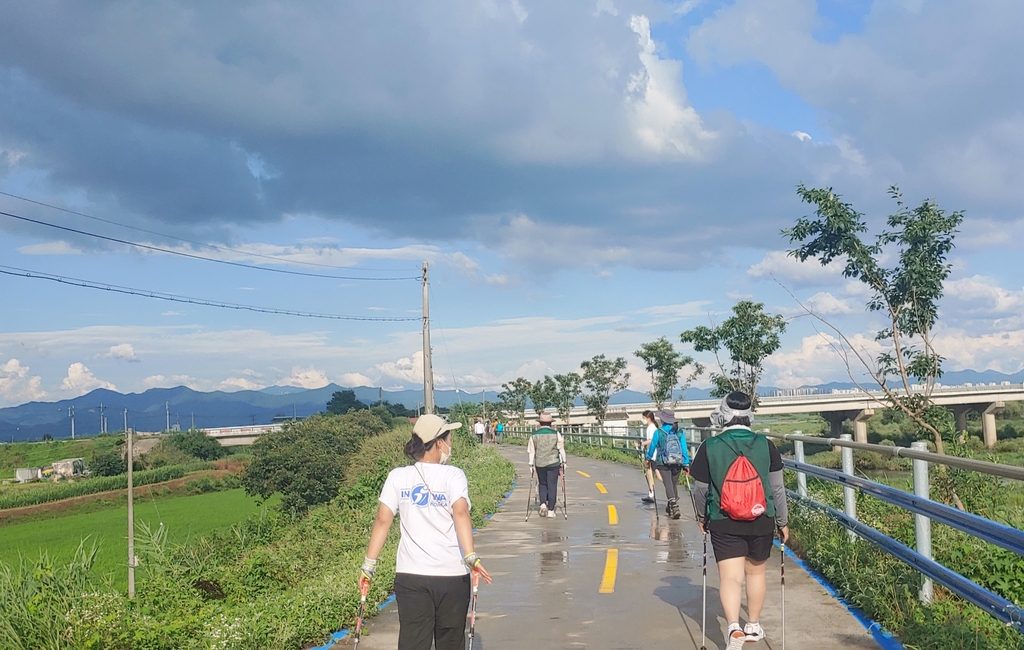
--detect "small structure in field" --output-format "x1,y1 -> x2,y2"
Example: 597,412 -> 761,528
15,467 -> 42,483
51,458 -> 87,479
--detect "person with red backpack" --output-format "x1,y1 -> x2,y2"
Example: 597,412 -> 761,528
690,391 -> 788,650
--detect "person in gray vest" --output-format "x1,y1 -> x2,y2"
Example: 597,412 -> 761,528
527,412 -> 566,518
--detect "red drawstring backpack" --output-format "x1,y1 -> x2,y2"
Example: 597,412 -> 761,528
719,440 -> 767,521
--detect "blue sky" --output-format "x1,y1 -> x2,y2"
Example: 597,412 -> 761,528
2,0 -> 1024,407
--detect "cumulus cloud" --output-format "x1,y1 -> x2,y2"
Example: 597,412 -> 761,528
142,374 -> 198,389
105,343 -> 140,362
748,250 -> 843,286
764,332 -> 884,389
337,372 -> 373,387
216,376 -> 265,392
60,362 -> 116,395
0,358 -> 46,404
280,366 -> 330,390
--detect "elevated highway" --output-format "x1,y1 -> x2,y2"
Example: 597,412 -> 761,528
525,383 -> 1024,447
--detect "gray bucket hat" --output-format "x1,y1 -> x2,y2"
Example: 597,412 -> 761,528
658,409 -> 677,424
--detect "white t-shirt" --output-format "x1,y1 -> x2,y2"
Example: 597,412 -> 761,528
645,423 -> 657,441
474,422 -> 485,435
379,463 -> 472,576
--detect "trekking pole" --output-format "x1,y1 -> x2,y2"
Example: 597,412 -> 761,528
524,468 -> 535,522
649,460 -> 660,525
353,577 -> 370,650
466,569 -> 481,650
779,527 -> 787,650
560,463 -> 568,520
700,526 -> 708,650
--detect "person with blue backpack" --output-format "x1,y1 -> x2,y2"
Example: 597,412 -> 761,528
643,408 -> 689,519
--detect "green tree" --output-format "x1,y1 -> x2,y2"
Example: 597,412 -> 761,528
497,378 -> 532,425
528,375 -> 558,415
326,390 -> 367,415
242,410 -> 390,516
784,185 -> 963,453
681,301 -> 785,401
552,373 -> 583,427
165,430 -> 225,461
634,337 -> 704,409
580,355 -> 630,425
89,447 -> 126,477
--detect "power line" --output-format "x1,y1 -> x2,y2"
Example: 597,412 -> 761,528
0,209 -> 418,281
0,264 -> 419,322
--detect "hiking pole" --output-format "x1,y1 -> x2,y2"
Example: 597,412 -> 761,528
466,569 -> 480,650
560,463 -> 568,520
779,527 -> 787,650
648,460 -> 660,525
524,468 -> 535,522
700,526 -> 708,650
353,577 -> 370,650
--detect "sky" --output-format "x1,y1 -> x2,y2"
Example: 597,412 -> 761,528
2,0 -> 1024,407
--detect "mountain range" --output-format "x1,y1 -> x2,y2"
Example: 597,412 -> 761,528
1,367 -> 1021,442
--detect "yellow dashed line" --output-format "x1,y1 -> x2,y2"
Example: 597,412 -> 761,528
576,470 -> 591,478
607,504 -> 618,525
595,482 -> 608,494
599,548 -> 619,593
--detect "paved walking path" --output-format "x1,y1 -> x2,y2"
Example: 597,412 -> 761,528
350,446 -> 880,649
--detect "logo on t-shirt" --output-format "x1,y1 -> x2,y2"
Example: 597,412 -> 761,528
402,484 -> 450,508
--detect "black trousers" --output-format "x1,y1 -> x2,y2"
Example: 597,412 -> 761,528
656,464 -> 682,501
536,465 -> 560,510
394,572 -> 471,650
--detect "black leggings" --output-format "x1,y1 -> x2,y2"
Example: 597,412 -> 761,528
656,464 -> 682,501
394,572 -> 471,650
537,465 -> 560,510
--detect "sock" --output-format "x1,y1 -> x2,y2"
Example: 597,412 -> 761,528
728,622 -> 741,632
648,490 -> 654,498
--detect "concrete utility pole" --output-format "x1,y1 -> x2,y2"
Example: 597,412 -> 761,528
99,403 -> 105,434
165,401 -> 170,432
125,409 -> 135,599
69,405 -> 75,440
422,261 -> 435,415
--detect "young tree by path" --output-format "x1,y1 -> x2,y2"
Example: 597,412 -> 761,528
552,373 -> 583,427
634,337 -> 703,409
528,375 -> 558,415
783,185 -> 963,454
681,301 -> 786,401
580,355 -> 630,425
498,377 -> 532,426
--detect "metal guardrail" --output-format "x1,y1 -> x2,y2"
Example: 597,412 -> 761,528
546,425 -> 1024,633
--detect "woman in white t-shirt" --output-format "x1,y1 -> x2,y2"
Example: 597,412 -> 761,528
359,414 -> 492,650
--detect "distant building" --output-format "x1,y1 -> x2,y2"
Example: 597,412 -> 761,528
15,467 -> 42,483
51,458 -> 86,479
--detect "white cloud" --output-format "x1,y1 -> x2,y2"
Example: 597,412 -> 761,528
376,351 -> 427,387
216,376 -> 266,392
748,250 -> 844,286
765,332 -> 884,389
0,359 -> 46,405
142,374 -> 198,389
337,372 -> 373,387
792,131 -> 811,142
16,240 -> 83,255
105,343 -> 140,362
805,291 -> 856,316
944,276 -> 1024,320
280,365 -> 330,390
60,362 -> 116,396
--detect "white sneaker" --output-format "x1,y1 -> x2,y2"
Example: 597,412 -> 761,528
744,622 -> 765,642
727,625 -> 746,650
547,510 -> 557,518
539,504 -> 548,517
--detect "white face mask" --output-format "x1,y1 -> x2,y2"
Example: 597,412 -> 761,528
438,439 -> 451,465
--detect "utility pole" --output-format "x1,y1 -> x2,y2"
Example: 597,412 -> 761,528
191,412 -> 195,431
99,403 -> 105,434
165,401 -> 170,432
379,387 -> 383,406
69,405 -> 75,440
422,261 -> 435,415
125,408 -> 135,599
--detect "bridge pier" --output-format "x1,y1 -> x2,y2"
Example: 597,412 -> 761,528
951,402 -> 1004,449
821,408 -> 874,443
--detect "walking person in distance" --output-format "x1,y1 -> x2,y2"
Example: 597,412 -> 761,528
638,410 -> 658,504
359,414 -> 492,650
645,408 -> 689,519
527,411 -> 566,518
690,392 -> 788,650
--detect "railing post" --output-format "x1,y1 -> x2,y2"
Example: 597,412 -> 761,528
793,432 -> 808,499
840,434 -> 857,541
912,440 -> 933,604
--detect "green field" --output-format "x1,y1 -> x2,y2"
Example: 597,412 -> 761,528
0,435 -> 120,479
0,488 -> 276,589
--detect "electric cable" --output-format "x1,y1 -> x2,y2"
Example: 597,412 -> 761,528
0,264 -> 420,322
0,207 -> 419,280
0,190 -> 419,273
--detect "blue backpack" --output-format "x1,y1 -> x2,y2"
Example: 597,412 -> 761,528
660,428 -> 685,467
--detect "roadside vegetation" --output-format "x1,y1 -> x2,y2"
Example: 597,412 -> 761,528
0,411 -> 514,650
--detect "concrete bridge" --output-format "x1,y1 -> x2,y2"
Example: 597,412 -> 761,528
524,383 -> 1024,448
204,423 -> 283,446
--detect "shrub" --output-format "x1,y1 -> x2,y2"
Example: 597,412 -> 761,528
165,430 -> 226,461
89,447 -> 126,477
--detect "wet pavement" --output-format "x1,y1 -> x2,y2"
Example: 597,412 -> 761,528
349,446 -> 881,649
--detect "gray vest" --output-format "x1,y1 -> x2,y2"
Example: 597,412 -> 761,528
532,428 -> 561,467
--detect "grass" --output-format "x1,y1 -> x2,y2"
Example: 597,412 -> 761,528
0,488 -> 277,590
0,435 -> 121,479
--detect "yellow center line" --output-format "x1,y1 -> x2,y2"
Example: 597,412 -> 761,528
599,548 -> 619,593
607,504 -> 618,525
595,482 -> 608,494
576,470 -> 591,478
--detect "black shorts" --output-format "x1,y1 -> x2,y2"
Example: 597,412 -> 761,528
710,530 -> 774,562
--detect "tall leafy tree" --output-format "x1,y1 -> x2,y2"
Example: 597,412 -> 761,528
580,355 -> 630,425
497,377 -> 532,425
681,301 -> 786,401
552,373 -> 583,427
326,390 -> 367,415
634,337 -> 704,409
783,185 -> 963,453
528,375 -> 558,415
